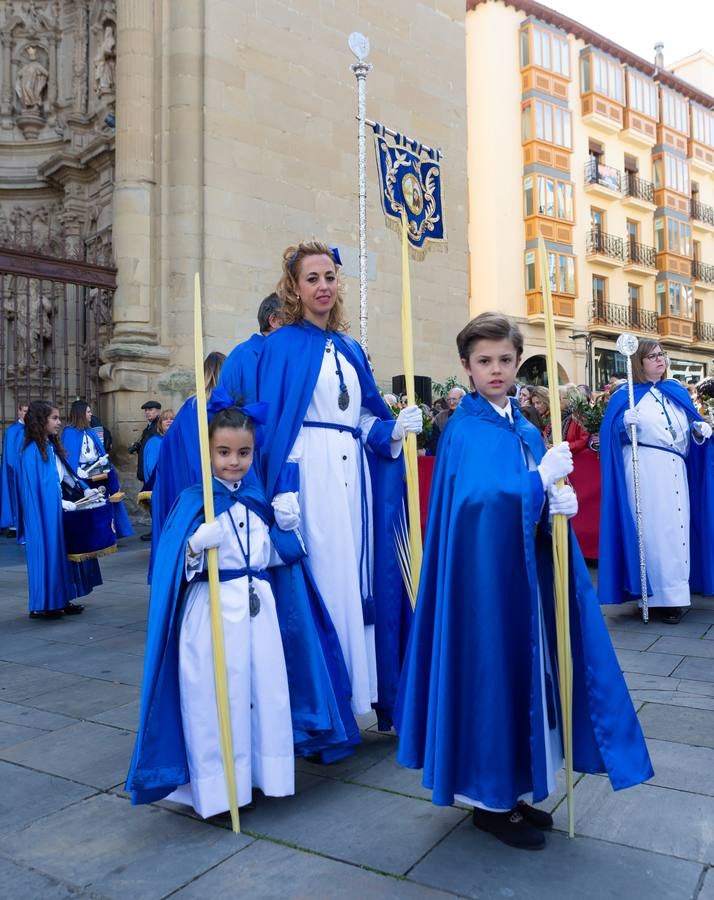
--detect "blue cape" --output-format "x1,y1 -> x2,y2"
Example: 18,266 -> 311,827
17,443 -> 101,612
219,332 -> 265,404
1,421 -> 24,530
142,434 -> 162,489
598,380 -> 714,605
126,476 -> 359,804
255,321 -> 411,729
395,394 -> 652,809
61,426 -> 133,539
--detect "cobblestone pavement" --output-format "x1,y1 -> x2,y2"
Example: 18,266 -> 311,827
1,534 -> 713,899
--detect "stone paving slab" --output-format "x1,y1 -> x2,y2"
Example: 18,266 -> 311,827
90,699 -> 141,732
0,720 -> 136,790
21,678 -> 139,720
616,649 -> 684,676
649,636 -> 714,660
0,699 -> 76,732
552,775 -> 714,865
606,628 -> 659,651
296,729 -> 398,781
673,657 -> 714,683
0,855 -> 86,900
700,868 -> 714,900
647,739 -> 714,797
0,793 -> 250,900
0,662 -> 87,704
630,691 -> 714,712
408,818 -> 703,900
0,719 -> 49,748
173,836 -> 454,899
639,701 -> 714,749
0,760 -> 95,835
242,778 -> 466,876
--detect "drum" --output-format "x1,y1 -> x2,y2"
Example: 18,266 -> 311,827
63,501 -> 117,562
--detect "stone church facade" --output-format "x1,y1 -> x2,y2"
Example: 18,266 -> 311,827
1,0 -> 469,451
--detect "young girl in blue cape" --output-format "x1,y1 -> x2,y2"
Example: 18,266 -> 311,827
126,401 -> 299,816
598,339 -> 714,623
17,401 -> 102,619
62,400 -> 133,540
0,401 -> 28,533
395,313 -> 652,851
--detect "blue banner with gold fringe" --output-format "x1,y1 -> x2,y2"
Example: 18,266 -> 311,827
371,122 -> 445,250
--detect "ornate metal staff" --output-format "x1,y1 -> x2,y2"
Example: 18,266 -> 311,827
616,332 -> 649,625
348,31 -> 372,352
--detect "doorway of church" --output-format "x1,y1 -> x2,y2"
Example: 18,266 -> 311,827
517,354 -> 569,387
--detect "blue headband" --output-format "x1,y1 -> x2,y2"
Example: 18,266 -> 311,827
206,386 -> 269,429
289,245 -> 342,271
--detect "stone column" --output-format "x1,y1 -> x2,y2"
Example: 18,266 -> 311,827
101,0 -> 169,451
1,32 -> 12,121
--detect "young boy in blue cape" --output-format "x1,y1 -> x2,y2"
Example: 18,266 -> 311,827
395,313 -> 653,851
0,401 -> 28,533
598,338 -> 714,621
18,401 -> 102,619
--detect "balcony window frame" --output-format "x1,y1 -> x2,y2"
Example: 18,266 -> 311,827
653,151 -> 690,196
592,273 -> 608,304
692,104 -> 714,149
520,23 -> 570,78
522,99 -> 573,150
656,215 -> 691,257
523,175 -> 574,223
626,70 -> 658,120
661,88 -> 689,136
581,50 -> 624,104
524,248 -> 576,296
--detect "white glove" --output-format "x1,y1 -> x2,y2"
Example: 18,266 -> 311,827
548,484 -> 578,519
98,454 -> 109,466
692,421 -> 713,441
188,519 -> 224,555
272,492 -> 301,531
537,442 -> 573,489
83,487 -> 96,498
61,500 -> 77,512
623,408 -> 640,429
77,466 -> 89,479
392,405 -> 423,440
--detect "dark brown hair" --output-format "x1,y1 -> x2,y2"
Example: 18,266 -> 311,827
24,400 -> 65,461
208,405 -> 256,442
204,352 -> 226,395
456,312 -> 524,361
631,339 -> 666,384
68,399 -> 90,431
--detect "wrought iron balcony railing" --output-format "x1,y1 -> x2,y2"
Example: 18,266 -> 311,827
623,173 -> 654,205
590,300 -> 657,332
584,158 -> 621,192
627,240 -> 656,268
694,320 -> 714,343
587,228 -> 625,261
691,199 -> 714,227
693,260 -> 714,284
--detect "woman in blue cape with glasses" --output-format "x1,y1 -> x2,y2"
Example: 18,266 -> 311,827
598,339 -> 714,624
244,241 -> 422,736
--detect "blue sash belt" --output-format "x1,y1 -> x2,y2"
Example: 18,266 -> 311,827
629,439 -> 687,462
195,567 -> 268,583
302,419 -> 375,625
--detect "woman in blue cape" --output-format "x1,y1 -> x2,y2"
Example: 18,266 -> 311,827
395,314 -> 652,851
141,408 -> 174,489
62,400 -> 133,539
598,339 -> 714,622
18,401 -> 102,619
0,401 -> 28,532
250,241 -> 421,732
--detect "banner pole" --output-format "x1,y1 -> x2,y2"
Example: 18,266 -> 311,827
349,32 -> 372,353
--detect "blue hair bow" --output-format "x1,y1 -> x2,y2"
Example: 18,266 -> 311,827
289,245 -> 342,271
206,386 -> 269,426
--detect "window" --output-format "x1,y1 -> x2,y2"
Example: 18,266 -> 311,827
656,282 -> 666,316
583,51 -> 623,103
526,24 -> 570,77
692,105 -> 714,148
590,207 -> 604,230
668,282 -> 693,316
519,29 -> 530,68
626,219 -> 639,249
626,71 -> 658,119
547,252 -> 575,294
592,274 -> 607,303
655,153 -> 690,195
660,217 -> 691,256
662,90 -> 688,134
628,283 -> 640,321
523,176 -> 573,221
654,218 -> 665,252
524,99 -> 573,148
525,251 -> 536,291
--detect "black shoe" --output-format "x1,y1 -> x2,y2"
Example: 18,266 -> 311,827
517,800 -> 553,830
29,609 -> 64,620
63,603 -> 85,615
662,607 -> 684,624
140,532 -> 152,542
472,807 -> 546,850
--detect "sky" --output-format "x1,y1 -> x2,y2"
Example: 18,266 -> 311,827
547,0 -> 714,69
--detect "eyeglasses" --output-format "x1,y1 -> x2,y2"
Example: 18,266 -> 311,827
644,352 -> 668,362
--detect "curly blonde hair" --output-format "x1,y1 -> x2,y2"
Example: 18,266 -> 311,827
276,241 -> 348,332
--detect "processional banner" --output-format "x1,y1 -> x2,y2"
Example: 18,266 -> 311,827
371,122 -> 446,250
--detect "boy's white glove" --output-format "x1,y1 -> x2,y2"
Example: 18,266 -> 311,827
537,442 -> 573,489
692,420 -> 713,440
272,492 -> 300,531
76,466 -> 89,479
392,405 -> 422,440
61,499 -> 77,512
623,408 -> 640,429
188,519 -> 224,555
548,484 -> 578,519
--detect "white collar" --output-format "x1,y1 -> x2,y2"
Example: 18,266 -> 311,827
488,398 -> 513,422
215,475 -> 244,493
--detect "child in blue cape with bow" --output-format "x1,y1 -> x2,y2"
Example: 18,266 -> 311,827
127,398 -> 302,817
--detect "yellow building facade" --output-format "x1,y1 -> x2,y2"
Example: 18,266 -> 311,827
466,0 -> 714,388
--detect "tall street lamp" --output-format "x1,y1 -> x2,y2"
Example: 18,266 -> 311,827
569,332 -> 594,389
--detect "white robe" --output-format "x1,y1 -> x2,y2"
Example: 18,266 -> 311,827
288,340 -> 399,715
623,386 -> 692,609
167,492 -> 294,817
